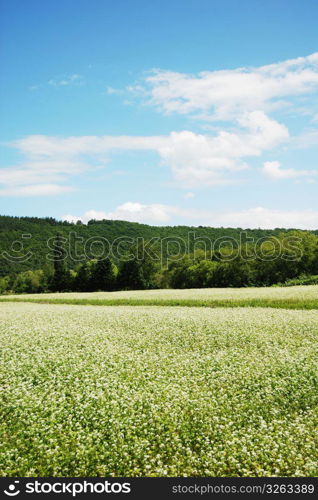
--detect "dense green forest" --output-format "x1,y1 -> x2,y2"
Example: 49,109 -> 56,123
1,215 -> 318,293
0,214 -> 311,275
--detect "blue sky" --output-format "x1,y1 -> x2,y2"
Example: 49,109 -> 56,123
1,0 -> 318,228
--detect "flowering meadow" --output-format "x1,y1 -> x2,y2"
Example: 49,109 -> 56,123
1,285 -> 318,311
2,284 -> 318,303
1,300 -> 318,476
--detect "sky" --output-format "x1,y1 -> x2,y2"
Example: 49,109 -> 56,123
1,0 -> 318,229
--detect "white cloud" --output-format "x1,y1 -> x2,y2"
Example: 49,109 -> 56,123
12,134 -> 166,157
5,52 -> 318,194
0,158 -> 87,196
215,206 -> 318,230
157,112 -> 288,186
106,202 -> 179,223
140,52 -> 318,120
0,184 -> 74,197
0,50 -> 316,206
62,203 -> 318,229
262,161 -> 317,180
184,192 -> 195,199
106,86 -> 124,95
63,203 -> 180,224
0,160 -> 85,185
6,112 -> 288,190
48,74 -> 84,87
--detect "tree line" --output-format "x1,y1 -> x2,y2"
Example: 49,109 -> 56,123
0,214 -> 298,277
1,230 -> 318,294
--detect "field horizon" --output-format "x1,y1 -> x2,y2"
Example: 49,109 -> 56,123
1,284 -> 318,310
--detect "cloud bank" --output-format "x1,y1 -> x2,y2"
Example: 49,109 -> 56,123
1,52 -> 317,234
262,161 -> 317,180
63,203 -> 318,229
2,109 -> 288,195
141,53 -> 318,120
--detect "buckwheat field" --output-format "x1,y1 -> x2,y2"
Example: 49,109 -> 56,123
1,297 -> 318,477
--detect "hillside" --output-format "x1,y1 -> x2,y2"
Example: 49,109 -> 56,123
0,214 -> 316,276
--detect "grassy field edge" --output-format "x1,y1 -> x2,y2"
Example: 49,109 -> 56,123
1,296 -> 318,309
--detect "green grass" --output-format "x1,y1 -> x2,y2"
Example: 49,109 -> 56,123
2,296 -> 318,309
280,275 -> 318,287
1,302 -> 318,477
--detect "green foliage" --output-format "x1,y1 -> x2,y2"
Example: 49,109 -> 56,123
0,275 -> 10,294
50,233 -> 72,292
279,275 -> 318,287
0,214 -> 302,277
117,258 -> 155,290
90,258 -> 117,291
12,270 -> 46,294
73,260 -> 96,292
1,218 -> 318,294
163,231 -> 318,289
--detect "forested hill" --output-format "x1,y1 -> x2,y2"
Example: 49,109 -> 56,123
1,214 -> 317,276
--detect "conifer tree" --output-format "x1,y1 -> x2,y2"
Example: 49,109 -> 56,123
90,258 -> 116,291
50,233 -> 70,292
